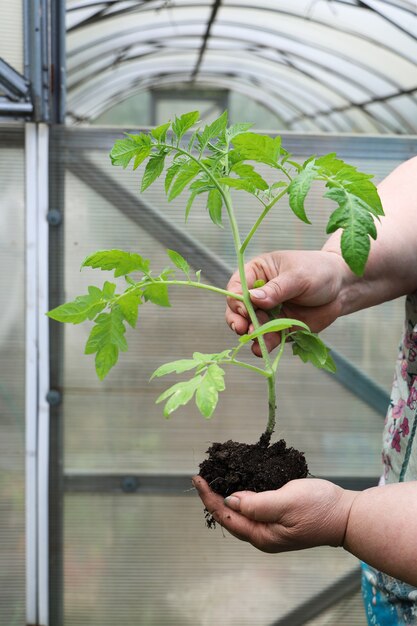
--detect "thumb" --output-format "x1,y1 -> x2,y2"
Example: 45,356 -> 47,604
225,490 -> 286,523
249,275 -> 303,310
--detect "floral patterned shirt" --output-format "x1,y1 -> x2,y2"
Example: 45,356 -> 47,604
362,292 -> 417,625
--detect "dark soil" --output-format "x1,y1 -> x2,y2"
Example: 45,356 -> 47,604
198,432 -> 308,527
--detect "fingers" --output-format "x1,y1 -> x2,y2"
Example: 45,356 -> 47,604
224,489 -> 288,523
192,476 -> 257,541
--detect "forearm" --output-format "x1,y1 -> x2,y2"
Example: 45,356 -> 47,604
323,156 -> 417,315
342,482 -> 417,586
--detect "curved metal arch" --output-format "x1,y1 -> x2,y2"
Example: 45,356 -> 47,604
67,28 -> 414,132
67,59 -> 385,133
67,0 -> 417,67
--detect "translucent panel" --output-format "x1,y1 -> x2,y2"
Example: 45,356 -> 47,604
0,127 -> 25,624
306,590 -> 367,625
0,0 -> 23,73
66,0 -> 417,132
64,493 -> 362,626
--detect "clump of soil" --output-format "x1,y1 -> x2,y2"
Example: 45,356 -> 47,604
198,432 -> 308,527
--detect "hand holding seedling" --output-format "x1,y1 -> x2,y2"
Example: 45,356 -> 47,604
225,249 -> 350,356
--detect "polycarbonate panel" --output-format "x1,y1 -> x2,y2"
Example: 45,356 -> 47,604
66,0 -> 417,133
0,0 -> 24,73
0,127 -> 25,624
63,493 -> 362,626
306,590 -> 367,625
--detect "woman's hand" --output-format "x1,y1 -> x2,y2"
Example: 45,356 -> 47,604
192,475 -> 356,552
225,250 -> 350,355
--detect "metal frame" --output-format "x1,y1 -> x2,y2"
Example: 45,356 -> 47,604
25,123 -> 50,626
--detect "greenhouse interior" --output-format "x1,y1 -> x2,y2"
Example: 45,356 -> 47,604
1,1 -> 417,625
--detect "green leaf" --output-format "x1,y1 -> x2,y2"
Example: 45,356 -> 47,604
110,134 -> 151,168
225,122 -> 253,142
151,122 -> 171,142
102,281 -> 116,300
151,358 -> 199,379
172,111 -> 200,141
196,364 -> 225,418
218,177 -> 257,194
287,158 -> 316,224
165,161 -> 183,194
198,111 -> 228,153
168,160 -> 201,201
143,282 -> 170,307
192,350 -> 231,363
141,152 -> 166,191
206,188 -> 223,226
167,249 -> 190,277
292,330 -> 336,372
232,132 -> 281,166
156,375 -> 202,417
325,188 -> 377,276
239,318 -> 310,344
230,163 -> 269,191
82,249 -> 150,277
117,290 -> 142,328
84,308 -> 128,379
95,344 -> 119,381
47,285 -> 106,324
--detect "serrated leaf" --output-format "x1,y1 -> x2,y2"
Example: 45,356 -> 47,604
325,188 -> 377,276
167,249 -> 190,277
84,308 -> 128,379
47,286 -> 106,324
82,249 -> 150,277
156,375 -> 202,417
292,330 -> 336,372
198,111 -> 228,153
207,188 -> 223,226
192,350 -> 231,364
225,122 -> 253,142
172,111 -> 200,141
151,358 -> 199,379
218,176 -> 257,194
239,318 -> 310,344
151,122 -> 171,142
287,159 -> 317,224
117,290 -> 142,328
196,364 -> 225,418
85,308 -> 128,355
141,152 -> 166,191
165,161 -> 183,194
102,281 -> 116,300
95,344 -> 119,380
230,163 -> 269,191
232,132 -> 281,166
143,282 -> 170,307
110,134 -> 151,168
168,160 -> 200,201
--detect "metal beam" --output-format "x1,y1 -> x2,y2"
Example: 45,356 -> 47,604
0,58 -> 30,100
268,566 -> 362,626
64,473 -> 378,494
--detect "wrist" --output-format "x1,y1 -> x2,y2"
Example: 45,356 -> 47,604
338,489 -> 360,549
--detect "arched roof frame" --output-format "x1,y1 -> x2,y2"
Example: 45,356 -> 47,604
66,0 -> 417,133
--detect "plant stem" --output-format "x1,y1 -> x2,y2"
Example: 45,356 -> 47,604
116,279 -> 245,303
240,186 -> 289,254
226,358 -> 271,378
161,139 -> 277,434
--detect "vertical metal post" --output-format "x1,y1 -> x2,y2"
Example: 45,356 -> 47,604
25,122 -> 50,626
25,122 -> 39,626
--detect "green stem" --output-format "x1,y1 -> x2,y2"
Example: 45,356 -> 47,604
240,186 -> 289,254
226,358 -> 271,378
160,140 -> 277,434
117,279 -> 245,303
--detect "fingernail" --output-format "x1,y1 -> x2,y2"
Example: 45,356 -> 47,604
237,306 -> 246,317
249,288 -> 266,299
231,322 -> 235,332
224,495 -> 241,511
